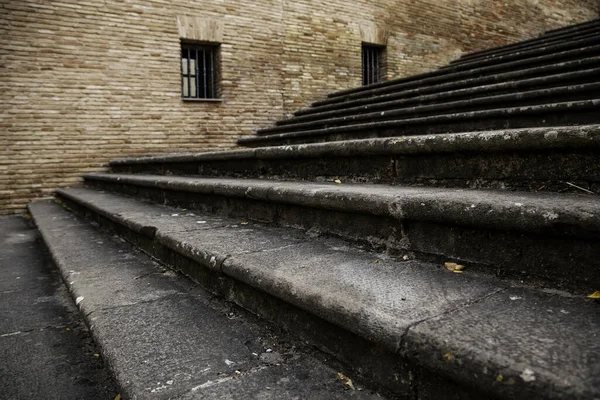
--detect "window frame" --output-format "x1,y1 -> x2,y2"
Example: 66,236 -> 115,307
361,43 -> 385,86
181,42 -> 221,101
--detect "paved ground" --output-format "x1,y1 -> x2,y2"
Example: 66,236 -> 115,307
0,215 -> 119,400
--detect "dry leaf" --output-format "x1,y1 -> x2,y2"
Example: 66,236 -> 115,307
444,262 -> 465,272
240,222 -> 249,225
93,353 -> 100,358
114,395 -> 121,400
337,372 -> 355,390
334,179 -> 342,184
587,291 -> 600,299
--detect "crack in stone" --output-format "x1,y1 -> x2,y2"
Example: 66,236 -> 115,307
396,286 -> 508,353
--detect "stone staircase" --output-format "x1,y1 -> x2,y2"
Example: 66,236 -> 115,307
29,19 -> 599,400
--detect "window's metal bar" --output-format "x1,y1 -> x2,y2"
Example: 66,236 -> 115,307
372,48 -> 376,84
209,49 -> 214,98
186,47 -> 189,98
375,48 -> 379,82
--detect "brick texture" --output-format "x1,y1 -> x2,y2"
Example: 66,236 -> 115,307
1,0 -> 598,214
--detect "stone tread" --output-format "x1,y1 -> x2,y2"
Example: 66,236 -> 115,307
279,66 -> 600,127
38,190 -> 600,400
28,200 -> 384,400
258,81 -> 600,135
110,125 -> 600,166
313,44 -> 600,107
80,173 -> 600,238
239,99 -> 600,146
294,56 -> 600,117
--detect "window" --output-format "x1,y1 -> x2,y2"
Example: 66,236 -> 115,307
181,43 -> 219,100
362,44 -> 385,86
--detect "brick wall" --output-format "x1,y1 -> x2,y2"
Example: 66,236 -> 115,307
1,0 -> 598,214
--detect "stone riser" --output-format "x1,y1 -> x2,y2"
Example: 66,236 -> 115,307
241,105 -> 600,147
316,42 -> 600,107
111,150 -> 600,194
258,82 -> 600,136
81,178 -> 600,291
453,24 -> 600,64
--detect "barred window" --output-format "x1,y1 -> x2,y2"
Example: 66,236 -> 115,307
362,44 -> 385,86
181,43 -> 219,99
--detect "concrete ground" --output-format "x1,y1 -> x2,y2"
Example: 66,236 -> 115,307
0,215 -> 119,400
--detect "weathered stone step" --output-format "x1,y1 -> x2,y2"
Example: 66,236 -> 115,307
544,18 -> 600,36
258,81 -> 600,136
310,44 -> 600,109
28,200 -> 388,400
241,100 -> 600,147
293,56 -> 600,118
440,32 -> 600,71
111,126 -> 600,193
38,191 -> 600,400
280,67 -> 600,128
79,175 -> 600,290
449,28 -> 600,66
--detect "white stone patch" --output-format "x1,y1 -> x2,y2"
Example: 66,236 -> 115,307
224,359 -> 235,366
509,296 -> 522,301
197,221 -> 207,224
542,211 -> 559,221
192,376 -> 234,391
520,368 -> 536,382
75,296 -> 84,305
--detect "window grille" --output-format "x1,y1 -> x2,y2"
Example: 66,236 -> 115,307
362,44 -> 383,86
181,44 -> 218,99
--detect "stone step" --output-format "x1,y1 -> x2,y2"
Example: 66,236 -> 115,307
450,27 -> 600,66
78,175 -> 600,291
440,31 -> 600,71
543,18 -> 600,36
280,67 -> 600,128
37,191 -> 600,400
455,22 -> 600,63
28,200 -> 389,400
111,125 -> 600,193
241,99 -> 600,147
320,37 -> 600,104
258,81 -> 600,136
292,56 -> 600,118
309,44 -> 600,109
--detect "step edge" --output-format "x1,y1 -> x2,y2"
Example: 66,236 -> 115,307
110,125 -> 600,165
78,174 -> 600,238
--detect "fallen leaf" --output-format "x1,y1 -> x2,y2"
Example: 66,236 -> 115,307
496,374 -> 503,382
114,395 -> 121,400
240,222 -> 249,225
375,259 -> 381,263
444,262 -> 465,272
65,328 -> 71,332
337,372 -> 355,390
587,291 -> 600,299
443,352 -> 453,361
93,353 -> 100,358
334,179 -> 342,184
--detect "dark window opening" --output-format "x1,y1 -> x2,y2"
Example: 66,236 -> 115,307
181,43 -> 219,99
362,44 -> 384,86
